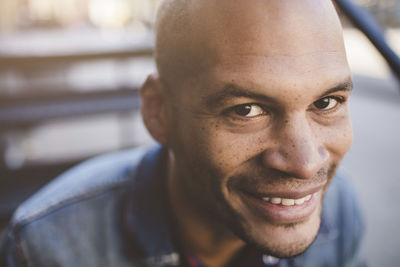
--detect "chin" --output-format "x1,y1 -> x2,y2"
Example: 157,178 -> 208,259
230,201 -> 322,259
258,217 -> 321,258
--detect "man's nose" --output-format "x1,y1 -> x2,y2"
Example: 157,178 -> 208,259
261,116 -> 329,179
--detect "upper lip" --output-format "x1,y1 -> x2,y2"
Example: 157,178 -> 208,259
241,184 -> 325,199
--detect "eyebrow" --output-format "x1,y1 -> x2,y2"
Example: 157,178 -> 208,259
202,85 -> 276,108
318,78 -> 353,98
202,78 -> 353,108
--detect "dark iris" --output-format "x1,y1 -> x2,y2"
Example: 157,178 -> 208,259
313,97 -> 331,109
233,104 -> 252,116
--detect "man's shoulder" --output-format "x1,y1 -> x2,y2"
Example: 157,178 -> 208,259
323,174 -> 364,237
11,146 -> 149,227
300,174 -> 365,267
2,146 -> 152,267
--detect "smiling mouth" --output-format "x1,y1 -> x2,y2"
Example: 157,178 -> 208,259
240,189 -> 322,224
261,194 -> 313,206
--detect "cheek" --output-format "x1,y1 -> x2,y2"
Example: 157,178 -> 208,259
190,122 -> 268,173
322,116 -> 353,158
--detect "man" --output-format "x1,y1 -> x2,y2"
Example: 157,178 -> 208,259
1,0 -> 364,266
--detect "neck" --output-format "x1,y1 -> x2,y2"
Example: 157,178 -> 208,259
167,152 -> 245,267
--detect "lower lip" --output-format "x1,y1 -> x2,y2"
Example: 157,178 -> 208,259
241,191 -> 321,224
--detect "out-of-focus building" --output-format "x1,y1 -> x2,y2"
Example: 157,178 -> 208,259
0,0 -> 161,33
0,0 -> 163,169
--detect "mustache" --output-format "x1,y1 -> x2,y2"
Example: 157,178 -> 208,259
227,164 -> 337,193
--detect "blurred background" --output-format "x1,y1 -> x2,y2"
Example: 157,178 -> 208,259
0,0 -> 399,266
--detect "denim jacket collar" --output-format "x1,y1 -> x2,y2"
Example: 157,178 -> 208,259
124,145 -> 180,266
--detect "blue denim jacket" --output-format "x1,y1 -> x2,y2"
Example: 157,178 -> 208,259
0,145 -> 365,267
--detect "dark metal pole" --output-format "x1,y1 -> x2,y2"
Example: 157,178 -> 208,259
335,0 -> 400,87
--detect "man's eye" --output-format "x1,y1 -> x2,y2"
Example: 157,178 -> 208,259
231,104 -> 265,117
312,97 -> 341,111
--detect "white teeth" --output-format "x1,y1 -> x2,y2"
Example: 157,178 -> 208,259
294,197 -> 306,205
281,198 -> 295,206
270,197 -> 281,204
261,194 -> 313,206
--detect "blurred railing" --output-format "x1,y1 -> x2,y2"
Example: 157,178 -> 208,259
336,0 -> 400,84
0,46 -> 153,70
0,89 -> 140,128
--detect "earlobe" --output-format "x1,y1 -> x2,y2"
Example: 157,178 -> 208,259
140,74 -> 168,144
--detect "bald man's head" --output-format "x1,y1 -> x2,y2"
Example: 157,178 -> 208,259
143,1 -> 352,258
154,0 -> 346,89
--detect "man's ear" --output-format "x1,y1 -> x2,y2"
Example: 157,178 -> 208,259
140,74 -> 169,145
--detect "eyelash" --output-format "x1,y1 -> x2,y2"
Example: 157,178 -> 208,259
223,103 -> 267,120
311,96 -> 347,113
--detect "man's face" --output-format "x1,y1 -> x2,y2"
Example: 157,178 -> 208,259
162,0 -> 353,258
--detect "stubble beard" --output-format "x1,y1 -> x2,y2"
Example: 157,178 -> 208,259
174,154 -> 338,259
223,202 -> 323,258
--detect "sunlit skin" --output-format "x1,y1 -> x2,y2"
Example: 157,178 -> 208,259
141,0 -> 353,267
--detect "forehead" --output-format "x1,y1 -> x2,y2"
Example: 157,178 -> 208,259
192,0 -> 345,57
217,50 -> 348,89
165,0 -> 350,101
182,1 -> 347,90
182,50 -> 351,106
